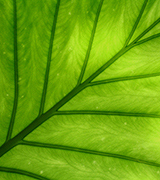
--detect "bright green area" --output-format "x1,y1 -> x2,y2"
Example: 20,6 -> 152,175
0,0 -> 160,179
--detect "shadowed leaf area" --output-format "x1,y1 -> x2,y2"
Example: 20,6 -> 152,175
0,0 -> 160,179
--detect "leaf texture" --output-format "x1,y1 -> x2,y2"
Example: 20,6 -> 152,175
0,0 -> 160,179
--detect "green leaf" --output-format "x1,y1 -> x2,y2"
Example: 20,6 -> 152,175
0,0 -> 160,179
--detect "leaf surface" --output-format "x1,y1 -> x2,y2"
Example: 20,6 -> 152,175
0,0 -> 160,179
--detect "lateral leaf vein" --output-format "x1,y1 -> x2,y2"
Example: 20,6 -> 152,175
76,0 -> 104,86
6,0 -> 19,141
39,0 -> 61,116
0,166 -> 49,180
21,141 -> 160,168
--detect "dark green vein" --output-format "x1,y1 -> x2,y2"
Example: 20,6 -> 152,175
6,0 -> 19,142
56,110 -> 160,118
76,0 -> 104,86
88,72 -> 160,86
0,166 -> 49,180
134,32 -> 160,46
80,17 -> 160,85
1,12 -> 160,158
78,19 -> 160,85
123,0 -> 148,47
38,0 -> 61,116
129,17 -> 160,45
0,37 -> 147,157
0,85 -> 87,157
20,141 -> 160,168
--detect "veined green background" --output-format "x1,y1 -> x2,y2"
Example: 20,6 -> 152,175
0,0 -> 160,179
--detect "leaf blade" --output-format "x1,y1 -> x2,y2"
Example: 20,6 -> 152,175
1,0 -> 160,179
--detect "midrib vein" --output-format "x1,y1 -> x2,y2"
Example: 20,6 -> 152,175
6,0 -> 19,142
38,0 -> 61,116
21,140 -> 160,168
0,166 -> 49,180
76,0 -> 104,86
0,40 -> 151,157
